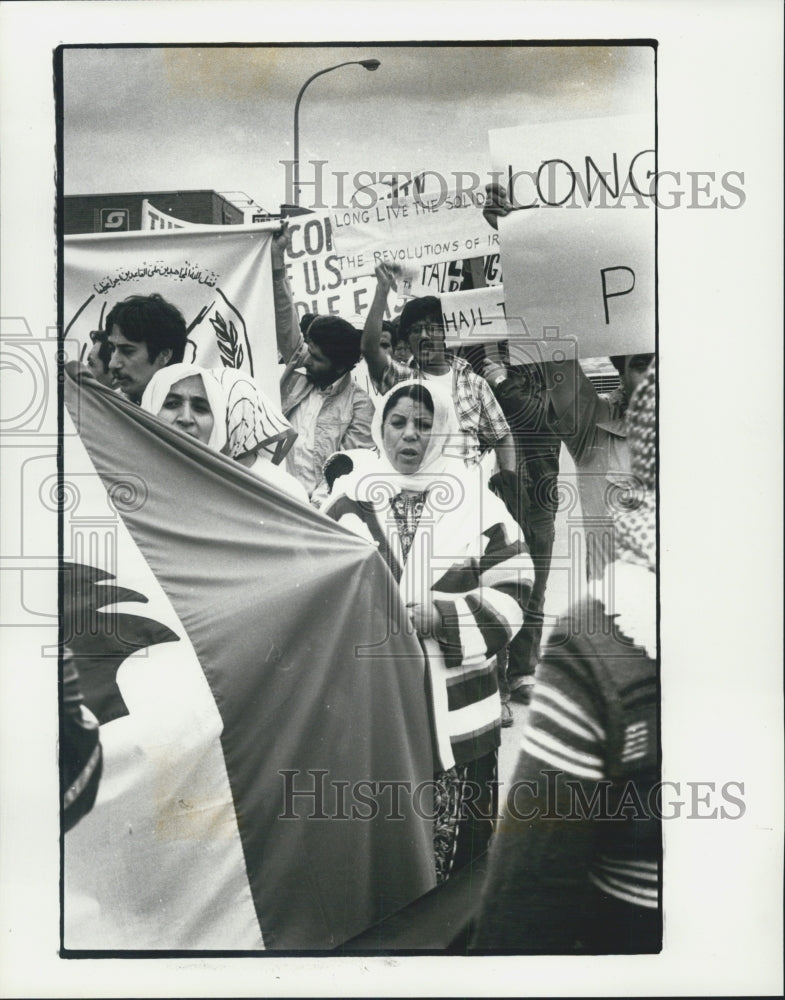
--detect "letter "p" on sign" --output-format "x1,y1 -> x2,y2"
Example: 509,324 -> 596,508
100,208 -> 129,231
600,266 -> 636,324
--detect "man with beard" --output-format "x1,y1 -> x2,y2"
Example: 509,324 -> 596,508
273,229 -> 375,503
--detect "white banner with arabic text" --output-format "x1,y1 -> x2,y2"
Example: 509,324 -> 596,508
64,224 -> 281,403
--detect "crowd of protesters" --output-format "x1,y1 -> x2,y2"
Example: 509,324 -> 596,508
64,184 -> 659,953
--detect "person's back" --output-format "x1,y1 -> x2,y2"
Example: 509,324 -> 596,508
470,592 -> 659,953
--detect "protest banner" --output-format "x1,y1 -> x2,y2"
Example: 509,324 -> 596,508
136,198 -> 506,336
328,188 -> 501,281
283,214 -> 504,327
64,223 -> 282,403
440,286 -> 508,344
279,211 -> 381,324
62,365 -> 436,950
410,252 -> 503,298
489,113 -> 655,360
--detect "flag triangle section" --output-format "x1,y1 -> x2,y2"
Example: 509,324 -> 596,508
62,366 -> 436,951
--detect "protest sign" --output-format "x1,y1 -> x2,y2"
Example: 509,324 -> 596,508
279,212 -> 381,324
328,188 -> 501,281
489,114 -> 655,360
64,224 -> 281,403
440,286 -> 508,344
406,252 -> 503,298
135,199 -> 505,337
283,214 -> 503,326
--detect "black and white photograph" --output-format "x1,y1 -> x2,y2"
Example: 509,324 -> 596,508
0,1 -> 782,996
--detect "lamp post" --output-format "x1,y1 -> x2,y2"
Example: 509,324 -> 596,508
292,59 -> 380,208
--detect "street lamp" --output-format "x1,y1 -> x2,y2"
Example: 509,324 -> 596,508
292,59 -> 381,208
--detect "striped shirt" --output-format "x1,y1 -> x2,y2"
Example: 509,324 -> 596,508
429,515 -> 531,766
518,596 -> 660,911
326,488 -> 533,770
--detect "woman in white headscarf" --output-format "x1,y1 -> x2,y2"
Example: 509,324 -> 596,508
143,364 -> 307,502
324,379 -> 533,883
141,363 -> 228,451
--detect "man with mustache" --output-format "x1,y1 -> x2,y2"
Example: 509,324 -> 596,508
106,294 -> 188,403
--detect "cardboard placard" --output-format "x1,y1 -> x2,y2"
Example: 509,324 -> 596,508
440,286 -> 508,344
329,189 -> 501,279
489,114 -> 655,359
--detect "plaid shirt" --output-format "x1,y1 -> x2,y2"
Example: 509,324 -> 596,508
380,356 -> 511,463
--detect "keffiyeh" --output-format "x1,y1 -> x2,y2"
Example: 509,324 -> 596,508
600,360 -> 657,657
614,361 -> 657,571
211,367 -> 296,465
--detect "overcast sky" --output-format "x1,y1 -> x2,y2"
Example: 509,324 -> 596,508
63,44 -> 653,214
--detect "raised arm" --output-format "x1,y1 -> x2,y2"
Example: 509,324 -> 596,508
541,357 -> 608,465
361,264 -> 398,384
271,225 -> 304,365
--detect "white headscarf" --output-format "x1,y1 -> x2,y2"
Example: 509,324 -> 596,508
324,379 -> 464,509
141,363 -> 228,452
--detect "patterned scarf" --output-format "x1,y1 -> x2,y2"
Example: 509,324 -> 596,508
614,362 -> 656,571
389,490 -> 427,562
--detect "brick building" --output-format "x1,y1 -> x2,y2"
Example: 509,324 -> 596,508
63,189 -> 244,234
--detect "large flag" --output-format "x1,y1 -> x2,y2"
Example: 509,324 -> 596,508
62,365 -> 436,950
64,223 -> 282,403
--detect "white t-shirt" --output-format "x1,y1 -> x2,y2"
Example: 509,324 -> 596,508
421,369 -> 476,464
